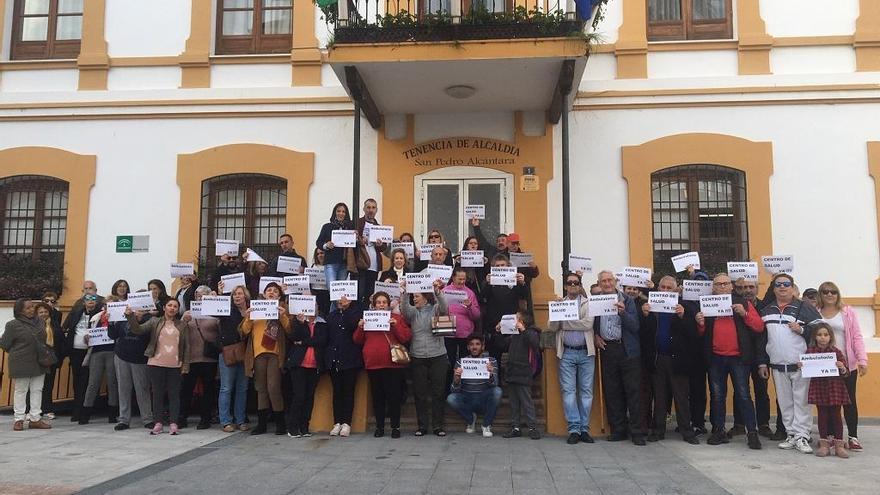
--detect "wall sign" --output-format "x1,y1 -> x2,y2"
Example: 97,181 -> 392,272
116,235 -> 150,253
403,137 -> 521,167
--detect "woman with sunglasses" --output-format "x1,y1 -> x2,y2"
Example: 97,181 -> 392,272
62,293 -> 104,422
816,281 -> 868,451
416,230 -> 454,270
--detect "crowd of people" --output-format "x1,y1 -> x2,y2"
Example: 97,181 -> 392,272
0,198 -> 869,458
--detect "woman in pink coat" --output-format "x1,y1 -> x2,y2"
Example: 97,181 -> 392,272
817,281 -> 869,451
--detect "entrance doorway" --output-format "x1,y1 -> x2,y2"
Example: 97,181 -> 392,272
414,167 -> 514,250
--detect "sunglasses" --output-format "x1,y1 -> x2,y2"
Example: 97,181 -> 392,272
565,281 -> 581,286
821,289 -> 838,296
84,295 -> 98,301
43,298 -> 56,303
428,235 -> 441,239
774,281 -> 793,288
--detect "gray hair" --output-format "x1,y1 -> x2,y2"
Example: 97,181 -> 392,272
195,285 -> 213,296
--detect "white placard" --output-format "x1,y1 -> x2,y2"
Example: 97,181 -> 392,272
671,252 -> 701,273
682,280 -> 714,301
106,301 -> 128,322
170,263 -> 194,278
391,241 -> 415,259
419,243 -> 441,261
276,256 -> 302,274
464,204 -> 485,219
188,301 -> 209,320
509,252 -> 533,268
459,250 -> 484,268
87,327 -> 113,346
460,357 -> 490,379
800,352 -> 840,378
245,248 -> 266,264
619,266 -> 651,288
700,294 -> 733,317
368,225 -> 394,244
727,262 -> 759,283
443,289 -> 469,306
426,263 -> 453,282
373,281 -> 401,301
568,254 -> 593,275
201,295 -> 231,316
762,255 -> 794,275
220,272 -> 246,294
648,292 -> 679,314
499,314 -> 518,335
304,267 -> 327,290
289,295 -> 316,317
331,229 -> 357,248
588,294 -> 618,317
329,280 -> 358,301
258,276 -> 283,295
215,239 -> 239,257
283,275 -> 310,295
126,292 -> 156,312
250,299 -> 279,320
405,272 -> 434,293
363,310 -> 391,331
548,299 -> 579,322
490,266 -> 517,286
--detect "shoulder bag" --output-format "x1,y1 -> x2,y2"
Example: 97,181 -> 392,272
383,331 -> 411,365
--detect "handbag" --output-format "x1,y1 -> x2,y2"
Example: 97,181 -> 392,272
383,332 -> 410,365
222,341 -> 246,365
194,320 -> 220,360
431,314 -> 457,337
33,333 -> 58,368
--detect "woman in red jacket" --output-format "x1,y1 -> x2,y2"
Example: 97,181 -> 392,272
353,291 -> 412,438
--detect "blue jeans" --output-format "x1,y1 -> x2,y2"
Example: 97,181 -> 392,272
218,354 -> 247,426
708,355 -> 756,433
558,348 -> 596,434
324,263 -> 348,312
446,387 -> 502,427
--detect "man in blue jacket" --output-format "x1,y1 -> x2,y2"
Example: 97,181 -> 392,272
594,270 -> 644,445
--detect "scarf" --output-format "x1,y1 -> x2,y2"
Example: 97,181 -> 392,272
261,320 -> 279,351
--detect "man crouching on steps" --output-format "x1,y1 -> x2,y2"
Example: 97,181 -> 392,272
447,334 -> 502,437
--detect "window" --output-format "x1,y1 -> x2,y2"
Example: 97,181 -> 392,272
651,165 -> 747,276
215,0 -> 293,55
11,0 -> 82,60
0,175 -> 68,299
199,174 -> 287,269
647,0 -> 732,42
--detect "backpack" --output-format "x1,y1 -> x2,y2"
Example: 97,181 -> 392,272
528,346 -> 543,378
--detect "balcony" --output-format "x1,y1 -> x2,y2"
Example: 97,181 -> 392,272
325,0 -> 598,126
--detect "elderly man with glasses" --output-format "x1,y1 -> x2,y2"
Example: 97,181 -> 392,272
549,272 -> 596,444
760,273 -> 823,454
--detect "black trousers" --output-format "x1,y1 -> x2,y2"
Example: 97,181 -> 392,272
411,355 -> 449,431
287,367 -> 320,433
652,355 -> 694,437
330,368 -> 359,424
600,341 -> 642,436
42,365 -> 58,413
148,365 -> 182,424
68,349 -> 89,414
843,372 -> 859,438
368,368 -> 405,429
357,270 -> 379,307
179,362 -> 217,423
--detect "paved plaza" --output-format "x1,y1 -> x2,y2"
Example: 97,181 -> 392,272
0,415 -> 875,495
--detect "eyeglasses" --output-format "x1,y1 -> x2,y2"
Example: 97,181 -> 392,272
713,281 -> 731,287
774,281 -> 793,288
821,289 -> 838,296
565,281 -> 581,287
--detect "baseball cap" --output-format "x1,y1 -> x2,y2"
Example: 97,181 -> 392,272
507,232 -> 521,243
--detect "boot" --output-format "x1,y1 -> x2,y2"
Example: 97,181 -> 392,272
273,411 -> 286,436
815,438 -> 831,457
78,407 -> 92,425
250,409 -> 269,435
108,406 -> 118,424
833,439 -> 849,458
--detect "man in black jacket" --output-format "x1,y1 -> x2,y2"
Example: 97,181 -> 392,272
269,233 -> 308,277
640,276 -> 699,444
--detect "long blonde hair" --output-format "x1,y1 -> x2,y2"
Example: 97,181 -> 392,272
816,281 -> 843,311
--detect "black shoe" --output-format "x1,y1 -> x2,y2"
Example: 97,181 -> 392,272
631,434 -> 647,446
374,428 -> 385,438
251,409 -> 269,435
529,428 -> 541,440
196,421 -> 211,430
683,435 -> 700,445
273,412 -> 286,436
178,418 -> 189,429
647,433 -> 663,442
144,421 -> 156,429
503,428 -> 522,439
693,425 -> 708,436
747,431 -> 762,450
769,429 -> 788,441
78,407 -> 92,425
607,432 -> 628,442
579,432 -> 595,444
757,425 -> 774,438
566,433 -> 580,444
114,423 -> 130,431
391,428 -> 401,439
707,430 -> 729,445
726,424 -> 746,438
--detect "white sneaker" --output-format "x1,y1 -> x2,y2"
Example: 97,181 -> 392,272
481,425 -> 493,438
340,423 -> 351,437
466,413 -> 476,434
794,436 -> 813,454
330,423 -> 342,436
778,435 -> 796,450
45,413 -> 56,420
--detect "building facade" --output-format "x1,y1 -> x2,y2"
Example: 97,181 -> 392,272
1,0 -> 879,434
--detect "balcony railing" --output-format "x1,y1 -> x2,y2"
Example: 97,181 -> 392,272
328,0 -> 589,44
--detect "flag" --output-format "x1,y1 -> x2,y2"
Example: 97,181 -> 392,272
575,0 -> 599,21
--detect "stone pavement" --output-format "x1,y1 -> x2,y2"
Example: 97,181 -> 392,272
0,414 -> 876,495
